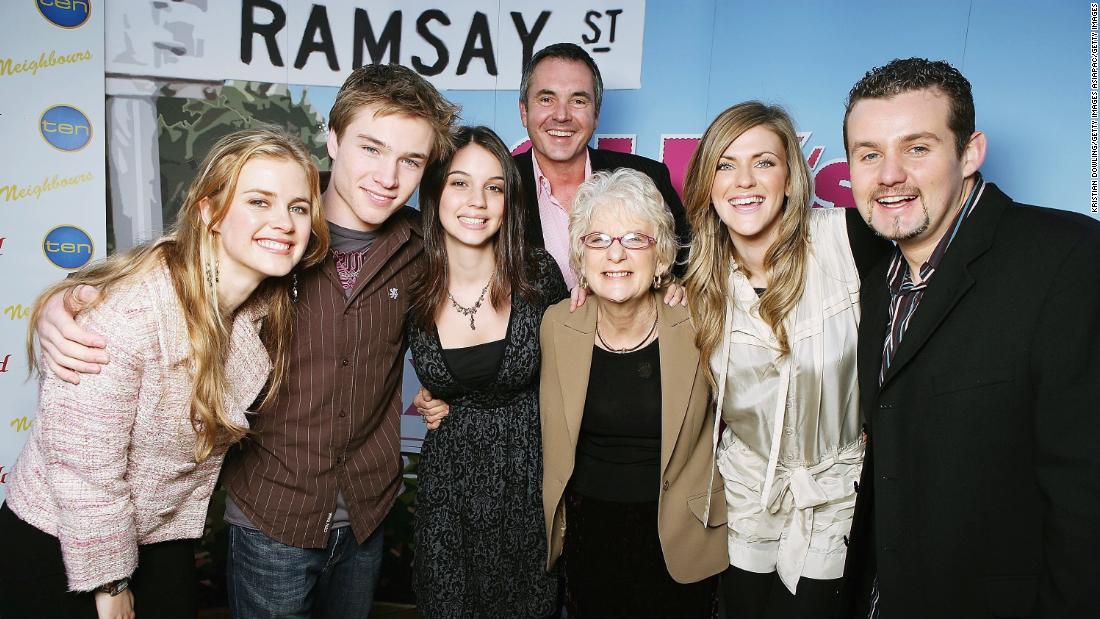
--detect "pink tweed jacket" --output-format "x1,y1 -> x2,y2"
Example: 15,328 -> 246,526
6,262 -> 270,591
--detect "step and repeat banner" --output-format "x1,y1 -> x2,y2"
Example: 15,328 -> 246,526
1,1 -> 105,495
1,1 -> 1095,486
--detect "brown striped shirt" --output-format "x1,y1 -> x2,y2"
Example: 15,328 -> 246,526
222,207 -> 423,548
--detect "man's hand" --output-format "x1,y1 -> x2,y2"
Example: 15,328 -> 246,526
568,285 -> 589,313
94,588 -> 134,619
36,284 -> 108,384
413,387 -> 449,430
663,282 -> 688,306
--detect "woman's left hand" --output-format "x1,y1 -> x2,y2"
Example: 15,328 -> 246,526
94,589 -> 134,619
414,387 -> 450,430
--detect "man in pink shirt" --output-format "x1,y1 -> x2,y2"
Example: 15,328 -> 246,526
512,43 -> 690,287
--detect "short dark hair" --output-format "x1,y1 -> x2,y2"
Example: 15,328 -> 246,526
843,58 -> 975,158
518,43 -> 604,116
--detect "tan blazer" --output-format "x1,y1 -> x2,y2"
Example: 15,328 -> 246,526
539,293 -> 728,584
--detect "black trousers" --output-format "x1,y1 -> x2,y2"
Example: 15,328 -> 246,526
0,501 -> 198,619
720,565 -> 842,619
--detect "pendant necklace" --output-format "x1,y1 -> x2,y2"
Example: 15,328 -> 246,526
448,277 -> 492,330
595,299 -> 658,353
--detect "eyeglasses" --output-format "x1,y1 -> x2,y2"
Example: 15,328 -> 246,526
579,231 -> 658,250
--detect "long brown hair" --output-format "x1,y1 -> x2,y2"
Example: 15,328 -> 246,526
28,128 -> 329,462
409,126 -> 540,330
682,102 -> 813,388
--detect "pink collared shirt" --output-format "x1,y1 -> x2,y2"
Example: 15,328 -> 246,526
531,151 -> 592,290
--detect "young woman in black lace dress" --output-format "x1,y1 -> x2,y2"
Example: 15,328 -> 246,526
406,126 -> 567,618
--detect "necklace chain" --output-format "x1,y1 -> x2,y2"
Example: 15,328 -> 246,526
447,278 -> 492,330
596,300 -> 658,354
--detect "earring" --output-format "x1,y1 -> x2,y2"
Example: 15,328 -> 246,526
578,274 -> 588,290
290,273 -> 299,304
204,252 -> 219,288
652,273 -> 661,289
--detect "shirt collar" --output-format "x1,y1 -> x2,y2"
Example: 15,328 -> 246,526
886,174 -> 986,294
531,148 -> 592,198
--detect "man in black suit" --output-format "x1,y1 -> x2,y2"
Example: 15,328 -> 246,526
514,43 -> 689,287
840,57 -> 1100,618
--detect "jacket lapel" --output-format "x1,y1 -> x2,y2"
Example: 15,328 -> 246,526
879,185 -> 1008,388
658,300 -> 697,474
588,146 -> 608,171
224,303 -> 273,421
554,300 -> 596,446
727,267 -> 784,354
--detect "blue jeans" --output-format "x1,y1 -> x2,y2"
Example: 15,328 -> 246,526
227,524 -> 383,618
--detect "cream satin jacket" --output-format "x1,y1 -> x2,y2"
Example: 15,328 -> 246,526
711,208 -> 864,593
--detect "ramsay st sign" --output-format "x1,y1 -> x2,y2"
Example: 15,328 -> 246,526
105,0 -> 646,90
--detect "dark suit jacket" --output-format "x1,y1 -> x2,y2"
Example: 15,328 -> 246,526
841,184 -> 1100,618
513,147 -> 691,276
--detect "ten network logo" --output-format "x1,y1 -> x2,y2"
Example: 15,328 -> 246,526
40,105 -> 91,151
43,224 -> 93,269
37,0 -> 91,29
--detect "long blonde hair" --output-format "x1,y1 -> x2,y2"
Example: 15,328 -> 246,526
28,128 -> 330,462
682,102 -> 813,388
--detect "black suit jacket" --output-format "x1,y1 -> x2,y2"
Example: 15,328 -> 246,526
513,147 -> 691,277
841,184 -> 1100,618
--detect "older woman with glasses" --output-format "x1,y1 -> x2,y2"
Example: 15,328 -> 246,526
539,168 -> 727,616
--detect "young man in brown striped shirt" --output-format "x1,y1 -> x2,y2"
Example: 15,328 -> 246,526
34,64 -> 459,617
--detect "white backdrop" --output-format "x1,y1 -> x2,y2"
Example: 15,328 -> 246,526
0,1 -> 106,498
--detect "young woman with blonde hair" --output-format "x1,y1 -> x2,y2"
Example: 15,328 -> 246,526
0,127 -> 328,619
682,102 -> 888,618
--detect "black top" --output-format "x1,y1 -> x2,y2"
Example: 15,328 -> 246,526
441,338 -> 507,390
571,339 -> 662,503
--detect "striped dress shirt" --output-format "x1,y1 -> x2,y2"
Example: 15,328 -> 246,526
222,208 -> 423,549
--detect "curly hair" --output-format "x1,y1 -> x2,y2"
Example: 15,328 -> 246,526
568,168 -> 678,285
843,57 -> 975,158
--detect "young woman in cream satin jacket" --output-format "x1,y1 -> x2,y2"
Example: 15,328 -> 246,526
682,102 -> 889,619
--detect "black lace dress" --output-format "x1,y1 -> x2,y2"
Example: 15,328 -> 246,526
409,250 -> 568,618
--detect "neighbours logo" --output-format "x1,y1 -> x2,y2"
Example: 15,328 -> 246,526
40,105 -> 91,151
37,0 -> 91,29
43,225 -> 93,269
